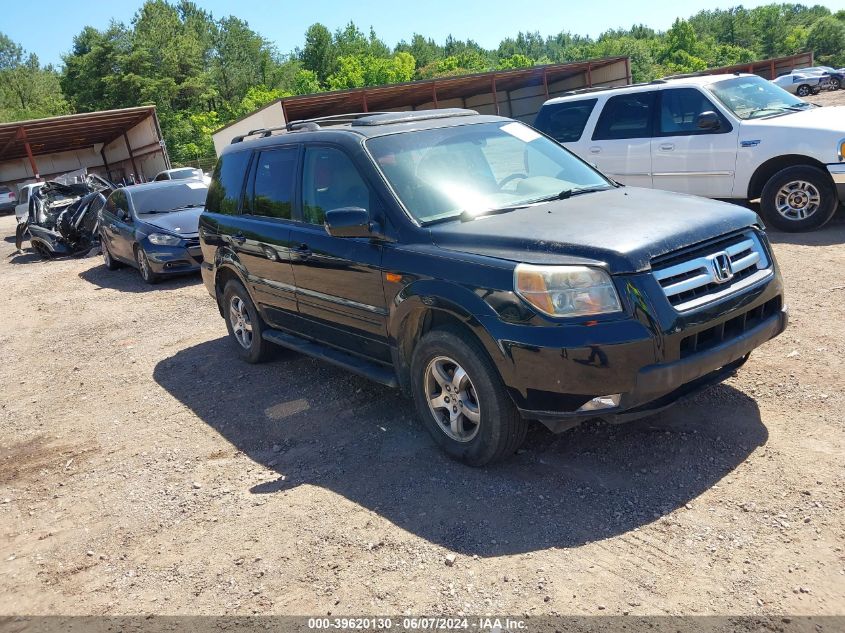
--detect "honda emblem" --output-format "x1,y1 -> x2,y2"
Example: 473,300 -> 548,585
712,252 -> 734,283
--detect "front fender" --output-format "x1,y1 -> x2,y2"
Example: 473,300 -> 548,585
211,247 -> 251,315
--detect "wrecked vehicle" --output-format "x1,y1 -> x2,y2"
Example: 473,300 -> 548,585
15,173 -> 113,257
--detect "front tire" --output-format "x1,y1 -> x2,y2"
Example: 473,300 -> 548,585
135,246 -> 158,284
410,326 -> 527,466
796,84 -> 812,97
759,165 -> 838,232
222,280 -> 273,363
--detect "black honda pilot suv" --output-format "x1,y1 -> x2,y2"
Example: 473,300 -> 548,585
199,108 -> 787,466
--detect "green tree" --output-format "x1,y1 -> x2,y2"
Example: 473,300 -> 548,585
806,16 -> 845,63
300,23 -> 334,86
0,32 -> 69,121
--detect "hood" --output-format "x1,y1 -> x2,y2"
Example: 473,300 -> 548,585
428,188 -> 759,274
141,207 -> 202,236
742,105 -> 845,134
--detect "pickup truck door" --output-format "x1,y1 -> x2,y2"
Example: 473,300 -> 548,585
650,87 -> 738,198
584,91 -> 655,188
287,145 -> 390,364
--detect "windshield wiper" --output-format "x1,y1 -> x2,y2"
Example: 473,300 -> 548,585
459,205 -> 527,222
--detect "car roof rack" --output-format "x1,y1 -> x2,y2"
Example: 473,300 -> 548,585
557,79 -> 666,97
660,70 -> 745,80
230,109 -> 480,143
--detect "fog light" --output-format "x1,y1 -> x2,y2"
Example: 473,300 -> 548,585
577,394 -> 622,412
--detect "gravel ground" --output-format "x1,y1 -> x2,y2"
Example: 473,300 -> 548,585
1,168 -> 844,617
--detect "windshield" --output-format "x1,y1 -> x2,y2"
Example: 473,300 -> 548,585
708,75 -> 809,119
365,121 -> 612,224
131,183 -> 208,214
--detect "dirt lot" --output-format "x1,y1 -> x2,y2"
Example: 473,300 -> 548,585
1,164 -> 844,616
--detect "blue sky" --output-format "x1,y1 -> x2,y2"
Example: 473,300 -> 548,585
5,0 -> 845,67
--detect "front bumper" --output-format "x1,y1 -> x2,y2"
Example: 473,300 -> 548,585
827,164 -> 845,202
484,265 -> 785,431
142,238 -> 203,275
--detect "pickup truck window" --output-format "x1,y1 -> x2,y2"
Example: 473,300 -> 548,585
592,92 -> 656,141
534,99 -> 597,142
367,121 -> 609,224
708,75 -> 808,119
246,147 -> 297,219
659,88 -> 730,135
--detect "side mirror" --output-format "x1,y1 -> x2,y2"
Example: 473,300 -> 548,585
696,111 -> 721,131
324,207 -> 374,238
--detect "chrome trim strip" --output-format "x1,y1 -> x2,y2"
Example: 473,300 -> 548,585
652,171 -> 734,177
828,164 -> 845,184
607,172 -> 652,177
249,274 -> 388,316
672,269 -> 774,312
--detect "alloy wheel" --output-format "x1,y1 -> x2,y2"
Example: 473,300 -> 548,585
424,355 -> 481,442
229,295 -> 254,349
775,180 -> 821,221
137,249 -> 152,281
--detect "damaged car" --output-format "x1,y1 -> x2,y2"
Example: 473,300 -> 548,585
15,173 -> 113,257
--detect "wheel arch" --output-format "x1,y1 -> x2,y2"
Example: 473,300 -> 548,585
389,283 -> 508,396
213,263 -> 250,317
747,154 -> 831,201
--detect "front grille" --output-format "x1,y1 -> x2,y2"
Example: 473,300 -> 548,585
652,230 -> 772,311
679,296 -> 781,359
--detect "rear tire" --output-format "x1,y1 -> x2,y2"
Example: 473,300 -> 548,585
102,242 -> 120,270
410,326 -> 527,466
759,165 -> 838,232
222,280 -> 274,363
796,84 -> 811,97
830,77 -> 841,91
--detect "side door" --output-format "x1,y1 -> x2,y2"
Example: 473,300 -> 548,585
236,145 -> 300,330
650,87 -> 738,198
288,145 -> 390,363
101,190 -> 133,262
586,91 -> 656,188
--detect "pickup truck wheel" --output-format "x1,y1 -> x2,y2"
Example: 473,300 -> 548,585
411,327 -> 527,466
760,165 -> 838,232
796,84 -> 812,97
223,280 -> 273,363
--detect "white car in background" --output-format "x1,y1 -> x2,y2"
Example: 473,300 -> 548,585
0,186 -> 15,214
153,167 -> 211,186
15,182 -> 43,222
772,72 -> 828,97
533,73 -> 845,232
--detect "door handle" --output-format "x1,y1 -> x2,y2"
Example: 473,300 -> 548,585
589,146 -> 601,154
659,143 -> 675,151
232,233 -> 246,244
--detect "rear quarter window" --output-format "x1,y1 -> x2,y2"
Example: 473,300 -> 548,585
205,151 -> 251,215
534,99 -> 597,143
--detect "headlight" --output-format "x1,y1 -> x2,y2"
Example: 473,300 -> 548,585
148,232 -> 182,246
514,264 -> 621,317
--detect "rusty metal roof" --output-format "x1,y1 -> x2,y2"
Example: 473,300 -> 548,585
0,106 -> 157,161
215,57 -> 630,135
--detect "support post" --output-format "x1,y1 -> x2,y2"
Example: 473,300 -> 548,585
586,62 -> 593,87
542,68 -> 550,99
361,90 -> 368,113
491,76 -> 500,115
625,57 -> 631,84
100,146 -> 112,183
19,128 -> 39,179
280,100 -> 289,126
123,132 -> 139,183
432,82 -> 439,108
770,60 -> 776,79
151,111 -> 171,170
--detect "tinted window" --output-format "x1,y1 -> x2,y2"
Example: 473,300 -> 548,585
130,183 -> 208,215
592,92 -> 656,140
153,173 -> 168,181
302,147 -> 369,225
534,99 -> 597,142
206,151 -> 250,215
245,147 -> 298,219
659,88 -> 730,135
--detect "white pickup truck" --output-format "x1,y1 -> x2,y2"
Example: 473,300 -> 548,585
534,73 -> 845,231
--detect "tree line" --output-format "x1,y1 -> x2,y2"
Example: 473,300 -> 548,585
1,1 -> 844,165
